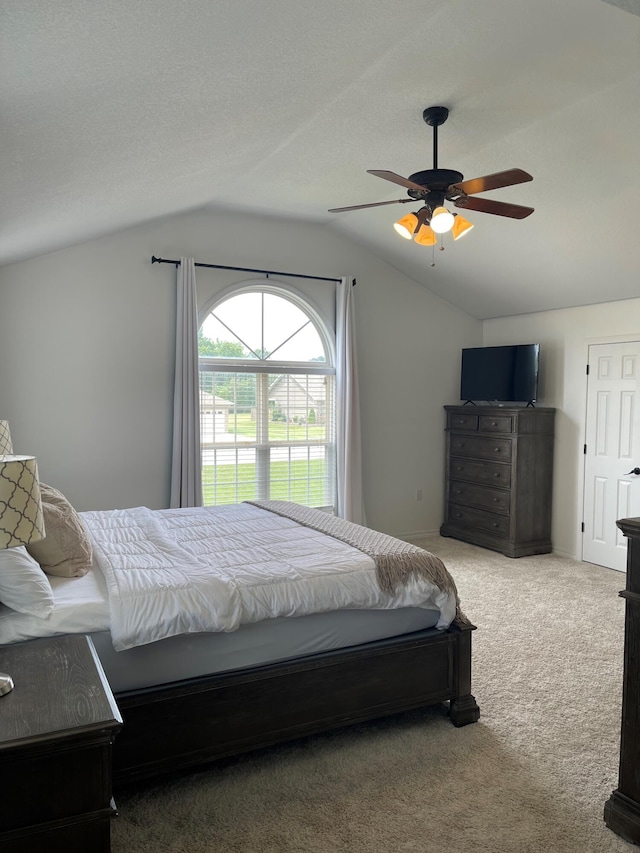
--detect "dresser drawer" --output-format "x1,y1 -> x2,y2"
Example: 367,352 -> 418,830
449,457 -> 511,488
448,481 -> 510,514
449,434 -> 512,462
478,414 -> 513,433
447,503 -> 510,537
447,412 -> 478,431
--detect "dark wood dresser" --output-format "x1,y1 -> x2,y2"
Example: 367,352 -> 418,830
604,516 -> 640,844
440,405 -> 555,557
0,634 -> 122,852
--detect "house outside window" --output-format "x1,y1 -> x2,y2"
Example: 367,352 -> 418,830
198,285 -> 336,509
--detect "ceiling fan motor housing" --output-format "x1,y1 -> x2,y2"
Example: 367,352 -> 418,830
408,169 -> 464,191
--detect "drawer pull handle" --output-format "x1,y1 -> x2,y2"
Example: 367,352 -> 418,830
454,513 -> 462,518
494,447 -> 501,452
491,421 -> 498,426
492,523 -> 499,528
493,473 -> 500,478
493,497 -> 499,502
456,466 -> 464,472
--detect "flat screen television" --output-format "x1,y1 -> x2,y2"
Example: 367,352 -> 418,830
460,343 -> 540,404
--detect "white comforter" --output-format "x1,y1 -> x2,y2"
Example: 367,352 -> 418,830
81,503 -> 456,651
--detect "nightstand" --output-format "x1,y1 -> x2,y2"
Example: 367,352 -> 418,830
0,634 -> 122,852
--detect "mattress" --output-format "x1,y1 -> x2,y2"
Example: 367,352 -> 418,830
0,563 -> 440,692
90,607 -> 441,693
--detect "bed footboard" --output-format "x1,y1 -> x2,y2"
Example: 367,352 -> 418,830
113,621 -> 478,786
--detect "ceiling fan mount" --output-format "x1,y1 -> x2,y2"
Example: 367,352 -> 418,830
422,105 -> 450,128
328,105 -> 534,226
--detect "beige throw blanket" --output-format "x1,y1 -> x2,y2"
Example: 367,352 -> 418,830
247,500 -> 467,625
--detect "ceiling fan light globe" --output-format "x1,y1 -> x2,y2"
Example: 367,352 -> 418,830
430,206 -> 455,234
452,214 -> 474,240
414,224 -> 437,246
393,213 -> 419,239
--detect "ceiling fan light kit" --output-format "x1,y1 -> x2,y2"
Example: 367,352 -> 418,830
393,213 -> 419,239
430,205 -> 455,234
452,213 -> 474,240
329,105 -> 533,261
414,223 -> 437,246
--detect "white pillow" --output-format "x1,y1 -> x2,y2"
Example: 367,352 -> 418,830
0,546 -> 55,617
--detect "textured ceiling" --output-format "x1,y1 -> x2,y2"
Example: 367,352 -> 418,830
1,0 -> 639,319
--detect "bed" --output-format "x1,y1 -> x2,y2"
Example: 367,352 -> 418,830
0,491 -> 479,786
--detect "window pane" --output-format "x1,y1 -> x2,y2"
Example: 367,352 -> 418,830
200,372 -> 257,443
267,322 -> 326,362
268,375 -> 330,442
199,314 -> 250,358
263,294 -> 323,361
213,292 -> 263,356
202,446 -> 257,505
269,446 -> 333,505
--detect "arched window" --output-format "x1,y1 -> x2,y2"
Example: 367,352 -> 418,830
198,285 -> 336,509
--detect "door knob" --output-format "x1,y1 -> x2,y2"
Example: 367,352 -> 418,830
625,468 -> 640,476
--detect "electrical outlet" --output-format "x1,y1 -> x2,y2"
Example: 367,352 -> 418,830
416,489 -> 423,501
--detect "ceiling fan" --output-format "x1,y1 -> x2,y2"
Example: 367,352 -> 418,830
328,106 -> 534,246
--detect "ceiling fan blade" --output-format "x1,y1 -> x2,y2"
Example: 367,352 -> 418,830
328,198 -> 413,213
452,168 -> 533,196
456,196 -> 534,219
367,169 -> 427,192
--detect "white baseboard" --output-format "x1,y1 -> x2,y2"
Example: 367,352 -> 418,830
396,528 -> 442,544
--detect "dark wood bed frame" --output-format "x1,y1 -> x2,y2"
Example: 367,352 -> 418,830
112,618 -> 479,786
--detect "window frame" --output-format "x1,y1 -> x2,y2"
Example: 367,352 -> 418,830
198,281 -> 337,510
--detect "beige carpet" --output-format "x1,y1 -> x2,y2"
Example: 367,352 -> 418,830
111,536 -> 634,852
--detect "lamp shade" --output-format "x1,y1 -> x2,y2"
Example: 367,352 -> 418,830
393,213 -> 419,239
0,456 -> 45,549
430,206 -> 455,234
0,422 -> 12,455
452,214 -> 475,240
414,224 -> 437,246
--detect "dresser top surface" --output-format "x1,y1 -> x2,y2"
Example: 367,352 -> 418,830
444,405 -> 556,414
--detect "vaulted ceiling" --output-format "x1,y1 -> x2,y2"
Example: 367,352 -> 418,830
2,0 -> 639,319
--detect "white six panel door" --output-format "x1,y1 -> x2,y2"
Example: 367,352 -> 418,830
583,341 -> 640,572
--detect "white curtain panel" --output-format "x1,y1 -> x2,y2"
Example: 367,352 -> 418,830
170,258 -> 203,508
335,276 -> 365,524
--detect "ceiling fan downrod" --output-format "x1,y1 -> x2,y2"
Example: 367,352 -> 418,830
423,106 -> 449,170
408,107 -> 463,192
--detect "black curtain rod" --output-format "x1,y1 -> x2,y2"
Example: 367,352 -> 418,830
151,256 -> 348,284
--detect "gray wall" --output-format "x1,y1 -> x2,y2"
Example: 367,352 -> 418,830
0,207 -> 480,537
